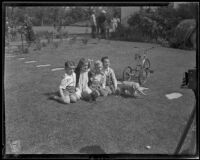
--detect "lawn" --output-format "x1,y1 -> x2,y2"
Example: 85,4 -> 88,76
4,37 -> 196,155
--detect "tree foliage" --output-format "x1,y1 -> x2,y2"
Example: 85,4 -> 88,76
6,6 -> 97,26
126,3 -> 198,48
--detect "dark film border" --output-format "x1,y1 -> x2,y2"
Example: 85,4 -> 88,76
2,1 -> 199,159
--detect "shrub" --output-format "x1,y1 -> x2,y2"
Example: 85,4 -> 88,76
110,24 -> 129,40
42,42 -> 47,47
125,3 -> 198,48
33,39 -> 42,51
62,31 -> 69,38
53,41 -> 59,48
18,45 -> 29,54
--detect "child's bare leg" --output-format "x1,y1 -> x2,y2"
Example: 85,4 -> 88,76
91,90 -> 99,101
82,91 -> 92,101
63,95 -> 71,104
70,94 -> 77,103
105,86 -> 112,95
52,95 -> 70,104
99,88 -> 109,97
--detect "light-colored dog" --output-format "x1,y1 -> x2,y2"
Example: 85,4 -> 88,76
117,81 -> 149,96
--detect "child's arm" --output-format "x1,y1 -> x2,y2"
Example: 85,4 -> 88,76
59,77 -> 69,98
111,69 -> 118,91
73,73 -> 76,87
88,70 -> 94,86
101,74 -> 106,89
88,59 -> 93,70
59,87 -> 66,99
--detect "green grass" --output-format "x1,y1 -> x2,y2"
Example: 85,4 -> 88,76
4,38 -> 196,154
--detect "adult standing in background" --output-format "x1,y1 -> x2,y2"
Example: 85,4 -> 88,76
111,16 -> 118,32
111,15 -> 121,32
96,10 -> 107,39
116,16 -> 120,26
90,10 -> 97,38
23,15 -> 35,46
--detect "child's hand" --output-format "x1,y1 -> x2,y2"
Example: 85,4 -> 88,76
90,77 -> 94,82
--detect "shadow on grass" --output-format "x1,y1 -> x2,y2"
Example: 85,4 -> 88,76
79,145 -> 106,154
44,91 -> 60,97
79,145 -> 133,154
118,94 -> 144,99
43,91 -> 67,104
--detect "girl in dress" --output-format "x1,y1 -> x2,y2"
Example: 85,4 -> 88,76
75,58 -> 98,101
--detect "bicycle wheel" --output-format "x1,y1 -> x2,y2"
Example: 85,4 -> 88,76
123,66 -> 132,81
143,58 -> 150,69
138,69 -> 148,85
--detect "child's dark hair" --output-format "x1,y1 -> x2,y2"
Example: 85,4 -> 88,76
101,56 -> 109,63
75,58 -> 90,86
65,60 -> 75,69
76,58 -> 90,72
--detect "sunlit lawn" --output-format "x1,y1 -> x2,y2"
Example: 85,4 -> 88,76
5,35 -> 196,154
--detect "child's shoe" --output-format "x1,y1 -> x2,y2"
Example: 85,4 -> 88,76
91,91 -> 99,101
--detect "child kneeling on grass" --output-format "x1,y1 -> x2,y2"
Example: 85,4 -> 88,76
75,58 -> 98,101
101,56 -> 118,94
88,60 -> 110,97
52,60 -> 79,104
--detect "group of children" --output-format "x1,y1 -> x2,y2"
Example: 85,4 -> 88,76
52,56 -> 148,104
52,57 -> 118,104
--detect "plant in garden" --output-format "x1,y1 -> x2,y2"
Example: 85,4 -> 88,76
53,41 -> 59,49
17,45 -> 29,54
17,25 -> 31,53
62,31 -> 69,39
42,42 -> 47,47
34,38 -> 42,51
81,37 -> 88,45
23,15 -> 36,47
45,31 -> 53,44
124,3 -> 198,48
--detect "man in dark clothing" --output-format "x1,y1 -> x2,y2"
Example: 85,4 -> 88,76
96,10 -> 107,39
90,10 -> 97,38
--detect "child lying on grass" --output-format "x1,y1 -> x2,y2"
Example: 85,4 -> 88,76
51,60 -> 80,104
116,81 -> 149,97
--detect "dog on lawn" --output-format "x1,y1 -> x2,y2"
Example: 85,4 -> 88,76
116,81 -> 149,97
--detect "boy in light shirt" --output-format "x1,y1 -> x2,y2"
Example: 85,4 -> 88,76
101,56 -> 118,94
52,60 -> 79,104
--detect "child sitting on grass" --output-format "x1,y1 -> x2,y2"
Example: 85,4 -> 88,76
51,60 -> 79,104
101,56 -> 118,94
75,58 -> 98,101
88,60 -> 109,97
